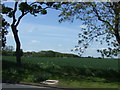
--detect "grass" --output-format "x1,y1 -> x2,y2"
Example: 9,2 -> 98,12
3,56 -> 119,70
48,75 -> 119,88
2,56 -> 120,88
58,80 -> 119,88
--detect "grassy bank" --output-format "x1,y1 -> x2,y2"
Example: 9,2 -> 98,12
2,56 -> 120,88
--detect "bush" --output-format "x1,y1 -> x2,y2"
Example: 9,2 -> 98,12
2,68 -> 28,83
32,72 -> 52,82
2,69 -> 20,83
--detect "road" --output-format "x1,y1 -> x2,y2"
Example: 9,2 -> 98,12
2,83 -> 63,90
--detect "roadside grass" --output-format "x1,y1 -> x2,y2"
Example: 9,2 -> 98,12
21,75 -> 119,88
2,56 -> 120,88
58,80 -> 119,88
49,76 -> 119,88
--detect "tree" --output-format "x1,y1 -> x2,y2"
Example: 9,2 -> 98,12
3,45 -> 14,52
2,45 -> 15,56
2,1 -> 62,66
0,16 -> 9,50
59,2 -> 120,58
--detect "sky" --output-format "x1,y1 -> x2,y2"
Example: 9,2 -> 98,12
3,2 -> 108,57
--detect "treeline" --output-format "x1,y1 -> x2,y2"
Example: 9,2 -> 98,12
24,50 -> 79,57
2,50 -> 79,58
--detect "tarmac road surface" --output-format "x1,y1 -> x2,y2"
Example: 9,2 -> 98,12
2,83 -> 63,90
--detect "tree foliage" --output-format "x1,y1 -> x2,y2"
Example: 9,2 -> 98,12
0,16 -> 9,50
2,49 -> 79,58
2,2 -> 64,65
59,2 -> 120,58
2,45 -> 14,52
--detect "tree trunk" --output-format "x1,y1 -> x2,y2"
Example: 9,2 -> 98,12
115,33 -> 120,45
114,3 -> 120,45
11,25 -> 21,66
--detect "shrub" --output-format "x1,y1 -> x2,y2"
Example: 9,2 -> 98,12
32,72 -> 52,82
2,69 -> 20,83
2,68 -> 28,83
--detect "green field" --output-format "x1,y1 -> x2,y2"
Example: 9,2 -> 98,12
3,56 -> 119,70
2,56 -> 120,88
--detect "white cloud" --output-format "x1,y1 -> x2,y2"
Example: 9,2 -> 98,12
79,25 -> 87,29
44,33 -> 66,37
31,40 -> 39,44
21,22 -> 80,34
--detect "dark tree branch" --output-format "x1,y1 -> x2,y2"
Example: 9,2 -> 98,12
101,3 -> 114,15
113,3 -> 120,45
92,5 -> 113,30
29,2 -> 38,6
15,2 -> 37,27
15,2 -> 35,27
15,12 -> 28,27
12,2 -> 18,25
15,2 -> 51,27
101,2 -> 113,8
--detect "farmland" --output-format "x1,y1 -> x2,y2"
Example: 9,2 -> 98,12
3,56 -> 119,69
2,56 -> 120,88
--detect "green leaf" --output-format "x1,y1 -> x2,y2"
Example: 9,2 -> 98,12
8,12 -> 13,18
2,5 -> 13,14
46,2 -> 54,7
53,4 -> 61,9
41,9 -> 47,15
38,6 -> 42,9
19,2 -> 31,12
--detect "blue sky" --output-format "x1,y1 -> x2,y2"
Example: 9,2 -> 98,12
3,2 -> 107,57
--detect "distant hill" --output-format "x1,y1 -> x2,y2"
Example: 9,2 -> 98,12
23,50 -> 80,58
